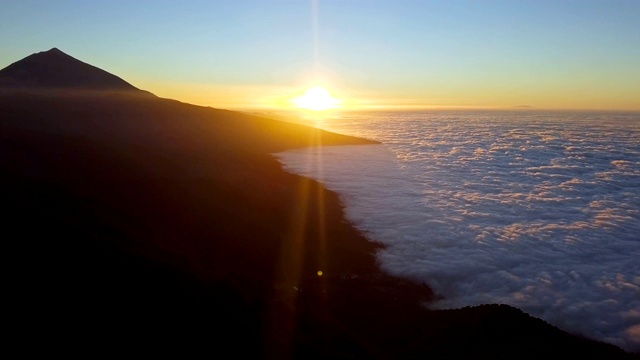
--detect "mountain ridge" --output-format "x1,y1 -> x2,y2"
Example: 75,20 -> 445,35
0,49 -> 635,358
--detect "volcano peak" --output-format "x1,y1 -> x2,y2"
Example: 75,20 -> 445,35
0,47 -> 144,92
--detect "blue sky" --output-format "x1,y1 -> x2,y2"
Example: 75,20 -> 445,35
1,0 -> 639,109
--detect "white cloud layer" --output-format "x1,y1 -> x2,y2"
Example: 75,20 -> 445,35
275,110 -> 640,352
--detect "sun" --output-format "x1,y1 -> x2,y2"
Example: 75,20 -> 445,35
292,86 -> 342,111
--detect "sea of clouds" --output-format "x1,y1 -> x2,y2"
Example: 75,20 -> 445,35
275,110 -> 640,352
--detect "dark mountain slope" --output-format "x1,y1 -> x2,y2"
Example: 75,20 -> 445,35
0,50 -> 635,358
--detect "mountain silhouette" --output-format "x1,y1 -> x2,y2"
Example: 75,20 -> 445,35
0,49 -> 635,358
0,47 -> 143,92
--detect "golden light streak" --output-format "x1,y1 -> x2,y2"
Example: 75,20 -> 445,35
265,128 -> 329,357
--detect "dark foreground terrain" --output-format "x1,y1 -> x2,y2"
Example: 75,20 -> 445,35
1,49 -> 636,358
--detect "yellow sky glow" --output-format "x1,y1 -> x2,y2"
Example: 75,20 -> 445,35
134,77 -> 640,112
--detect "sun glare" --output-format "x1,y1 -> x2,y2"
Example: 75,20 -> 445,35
292,86 -> 342,111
